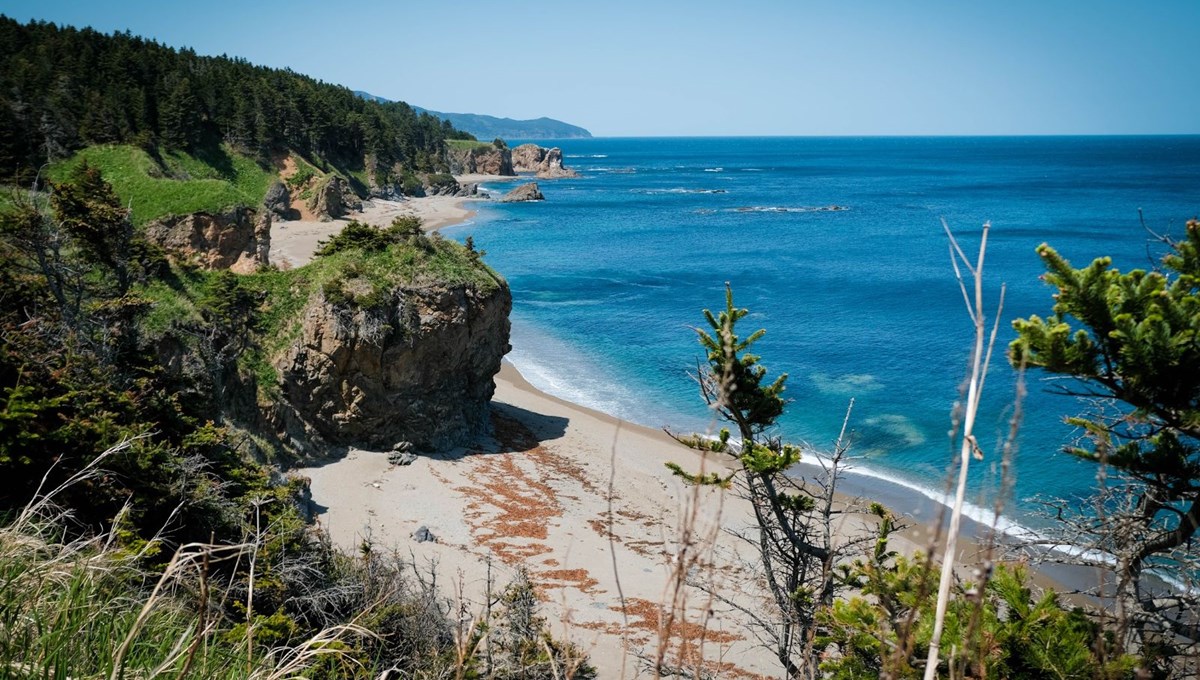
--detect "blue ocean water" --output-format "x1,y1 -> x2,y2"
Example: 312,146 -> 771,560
443,136 -> 1200,531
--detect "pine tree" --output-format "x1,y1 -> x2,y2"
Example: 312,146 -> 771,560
1011,219 -> 1200,654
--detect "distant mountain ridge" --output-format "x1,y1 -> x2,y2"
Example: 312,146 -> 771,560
354,91 -> 592,140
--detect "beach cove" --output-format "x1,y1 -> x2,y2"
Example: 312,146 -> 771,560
278,171 -> 1048,677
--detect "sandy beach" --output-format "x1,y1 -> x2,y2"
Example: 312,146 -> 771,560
269,194 -> 484,268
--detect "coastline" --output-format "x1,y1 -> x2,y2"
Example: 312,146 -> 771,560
286,185 -> 1099,675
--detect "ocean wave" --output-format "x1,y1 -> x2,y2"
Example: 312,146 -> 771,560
509,335 -> 1187,592
630,188 -> 728,195
565,154 -> 608,158
703,167 -> 724,172
731,205 -> 849,213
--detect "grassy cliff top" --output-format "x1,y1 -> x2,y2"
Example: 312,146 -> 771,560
46,144 -> 276,225
445,139 -> 498,151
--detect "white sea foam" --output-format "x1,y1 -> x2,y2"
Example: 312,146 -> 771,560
730,205 -> 849,213
631,188 -> 728,195
703,167 -> 724,172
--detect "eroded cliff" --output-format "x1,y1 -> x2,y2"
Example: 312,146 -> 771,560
144,207 -> 271,273
265,232 -> 511,454
445,143 -> 514,176
511,144 -> 579,178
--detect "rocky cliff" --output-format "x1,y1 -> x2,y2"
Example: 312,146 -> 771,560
445,144 -> 514,176
308,175 -> 364,221
511,144 -> 579,178
144,207 -> 271,273
270,241 -> 511,453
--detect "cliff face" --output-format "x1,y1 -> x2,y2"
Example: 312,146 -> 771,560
445,145 -> 514,176
308,175 -> 363,221
510,144 -> 579,178
273,277 -> 511,453
144,208 -> 271,273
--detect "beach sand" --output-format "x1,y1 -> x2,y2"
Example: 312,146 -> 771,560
269,193 -> 483,268
300,363 -> 790,677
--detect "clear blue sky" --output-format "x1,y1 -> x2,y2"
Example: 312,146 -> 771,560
4,0 -> 1198,136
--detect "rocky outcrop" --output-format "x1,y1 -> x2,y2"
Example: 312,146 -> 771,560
499,182 -> 544,203
308,175 -> 363,221
263,180 -> 292,219
145,208 -> 271,273
510,144 -> 579,178
445,144 -> 514,176
421,175 -> 479,198
274,279 -> 512,452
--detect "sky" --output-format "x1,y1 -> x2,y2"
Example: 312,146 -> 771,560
3,0 -> 1198,137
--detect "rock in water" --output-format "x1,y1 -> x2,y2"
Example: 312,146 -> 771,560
500,182 -> 545,203
510,144 -> 579,178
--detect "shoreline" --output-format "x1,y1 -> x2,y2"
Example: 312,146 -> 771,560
288,187 -> 1104,674
268,175 -> 510,268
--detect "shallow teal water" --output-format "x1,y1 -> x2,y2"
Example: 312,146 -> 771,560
444,136 -> 1200,530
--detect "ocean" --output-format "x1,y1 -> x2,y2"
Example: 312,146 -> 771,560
442,136 -> 1200,534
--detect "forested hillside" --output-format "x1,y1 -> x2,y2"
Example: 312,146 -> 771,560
0,15 -> 474,186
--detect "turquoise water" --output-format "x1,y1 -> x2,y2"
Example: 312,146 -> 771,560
444,136 -> 1200,531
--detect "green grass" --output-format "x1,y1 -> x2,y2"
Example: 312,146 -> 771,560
47,144 -> 275,225
445,138 -> 493,151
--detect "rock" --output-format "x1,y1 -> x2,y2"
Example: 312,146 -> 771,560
308,175 -> 361,221
392,441 -> 414,453
510,143 -> 545,172
274,278 -> 512,452
389,451 -> 417,466
445,144 -> 514,176
499,182 -> 544,203
511,144 -> 579,179
412,526 -> 436,543
421,174 -> 463,197
144,207 -> 271,273
263,180 -> 291,219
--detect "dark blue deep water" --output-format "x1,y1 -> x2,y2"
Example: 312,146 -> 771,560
444,136 -> 1200,532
